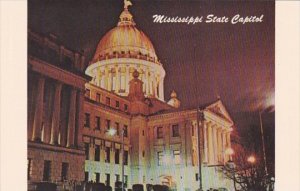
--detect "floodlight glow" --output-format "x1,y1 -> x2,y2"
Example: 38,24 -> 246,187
107,128 -> 117,136
247,155 -> 256,164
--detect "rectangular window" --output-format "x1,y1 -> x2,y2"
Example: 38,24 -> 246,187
96,93 -> 101,102
116,101 -> 120,108
124,151 -> 128,165
172,124 -> 179,137
142,151 -> 145,158
106,120 -> 111,130
115,122 -> 120,136
43,160 -> 51,181
157,127 -> 163,139
123,125 -> 128,137
173,150 -> 181,164
106,97 -> 111,106
124,175 -> 128,188
158,151 -> 163,166
106,174 -> 110,186
27,158 -> 32,180
61,162 -> 69,181
85,143 -> 89,160
85,172 -> 89,182
115,149 -> 120,164
95,116 -> 101,130
115,174 -> 120,182
85,89 -> 90,98
195,173 -> 199,181
96,173 -> 100,183
95,145 -> 100,161
84,113 -> 90,128
124,104 -> 128,111
105,147 -> 110,163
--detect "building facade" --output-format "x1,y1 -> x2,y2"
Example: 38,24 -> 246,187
28,1 -> 236,191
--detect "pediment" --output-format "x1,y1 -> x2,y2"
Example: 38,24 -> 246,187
205,100 -> 234,124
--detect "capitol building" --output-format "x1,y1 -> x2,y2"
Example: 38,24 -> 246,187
27,1 -> 236,191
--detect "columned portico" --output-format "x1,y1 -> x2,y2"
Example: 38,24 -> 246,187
50,82 -> 62,145
67,88 -> 77,147
32,76 -> 45,142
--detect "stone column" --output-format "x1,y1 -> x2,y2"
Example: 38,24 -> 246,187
32,76 -> 45,142
159,77 -> 164,100
217,128 -> 223,163
126,66 -> 130,93
145,68 -> 150,95
67,88 -> 77,147
203,123 -> 208,163
104,67 -> 109,89
116,66 -> 120,93
50,82 -> 62,145
207,123 -> 214,164
76,91 -> 85,148
154,76 -> 158,98
108,67 -> 112,91
222,131 -> 226,163
226,132 -> 232,160
212,125 -> 218,164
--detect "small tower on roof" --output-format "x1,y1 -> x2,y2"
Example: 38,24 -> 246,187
167,90 -> 181,108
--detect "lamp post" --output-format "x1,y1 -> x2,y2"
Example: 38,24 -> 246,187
196,108 -> 203,191
107,127 -> 125,191
259,111 -> 268,175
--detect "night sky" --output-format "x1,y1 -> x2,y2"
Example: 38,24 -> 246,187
28,0 -> 275,172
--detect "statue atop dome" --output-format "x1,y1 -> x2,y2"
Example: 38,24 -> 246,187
124,0 -> 132,9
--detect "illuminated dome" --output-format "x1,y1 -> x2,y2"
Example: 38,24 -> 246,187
92,15 -> 158,62
86,2 -> 166,101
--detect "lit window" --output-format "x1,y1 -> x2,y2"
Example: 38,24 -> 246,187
158,151 -> 164,166
172,124 -> 179,137
157,127 -> 163,139
173,150 -> 181,164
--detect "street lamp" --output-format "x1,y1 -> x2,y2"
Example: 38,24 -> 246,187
247,156 -> 256,164
106,127 -> 125,191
